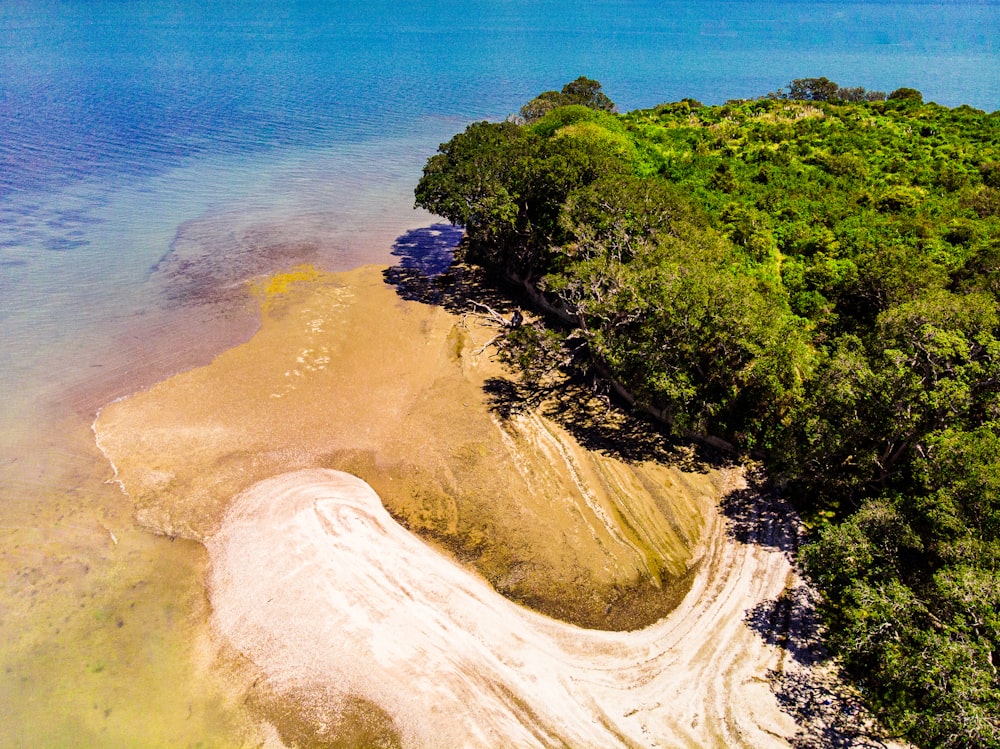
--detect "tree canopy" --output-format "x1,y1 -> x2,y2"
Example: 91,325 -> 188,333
765,76 -> 888,102
519,76 -> 617,122
415,79 -> 1000,748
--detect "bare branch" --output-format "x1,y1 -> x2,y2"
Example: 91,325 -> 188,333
472,333 -> 504,356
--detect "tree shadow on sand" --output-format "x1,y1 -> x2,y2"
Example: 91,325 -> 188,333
382,224 -> 519,314
746,585 -> 825,667
384,224 -> 716,470
720,477 -> 802,556
770,665 -> 896,748
746,587 -> 896,748
481,373 -> 719,470
720,469 -> 892,745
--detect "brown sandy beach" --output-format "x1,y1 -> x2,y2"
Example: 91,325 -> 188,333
95,264 -> 715,630
94,263 -> 896,747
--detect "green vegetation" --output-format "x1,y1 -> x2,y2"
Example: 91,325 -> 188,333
415,80 -> 1000,748
519,75 -> 618,122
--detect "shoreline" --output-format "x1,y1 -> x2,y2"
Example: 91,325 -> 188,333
94,263 -> 713,625
91,260 -> 904,747
0,217 -> 428,747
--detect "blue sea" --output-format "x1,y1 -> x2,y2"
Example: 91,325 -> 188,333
1,1 -> 997,745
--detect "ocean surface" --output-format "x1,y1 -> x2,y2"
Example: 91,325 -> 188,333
1,1 -> 997,745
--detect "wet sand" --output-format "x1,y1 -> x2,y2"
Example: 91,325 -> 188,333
1,203 -> 431,747
95,264 -> 716,631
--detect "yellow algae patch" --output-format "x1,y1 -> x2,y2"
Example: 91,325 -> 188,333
95,264 -> 717,629
251,263 -> 323,299
250,262 -> 329,320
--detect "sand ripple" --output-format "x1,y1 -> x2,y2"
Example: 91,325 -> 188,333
208,468 -> 802,748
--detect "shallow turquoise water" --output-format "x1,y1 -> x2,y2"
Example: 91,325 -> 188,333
0,1 -> 997,744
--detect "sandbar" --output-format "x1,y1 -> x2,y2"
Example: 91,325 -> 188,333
95,264 -> 715,630
208,467 -> 800,748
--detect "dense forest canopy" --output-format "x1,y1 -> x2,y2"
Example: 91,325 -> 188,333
415,79 -> 1000,748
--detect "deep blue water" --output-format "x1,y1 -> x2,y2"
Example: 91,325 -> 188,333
2,0 -> 998,197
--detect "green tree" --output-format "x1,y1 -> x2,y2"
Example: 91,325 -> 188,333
788,76 -> 841,101
520,76 -> 617,122
888,87 -> 924,103
415,84 -> 1000,746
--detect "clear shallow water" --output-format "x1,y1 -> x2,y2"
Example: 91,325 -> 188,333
1,0 -> 998,745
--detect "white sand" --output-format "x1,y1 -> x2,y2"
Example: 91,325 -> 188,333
207,468 -> 803,748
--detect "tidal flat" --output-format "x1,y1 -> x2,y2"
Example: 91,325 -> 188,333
91,263 -> 835,747
95,264 -> 717,631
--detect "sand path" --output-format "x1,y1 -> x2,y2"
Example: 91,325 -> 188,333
207,468 -> 801,748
